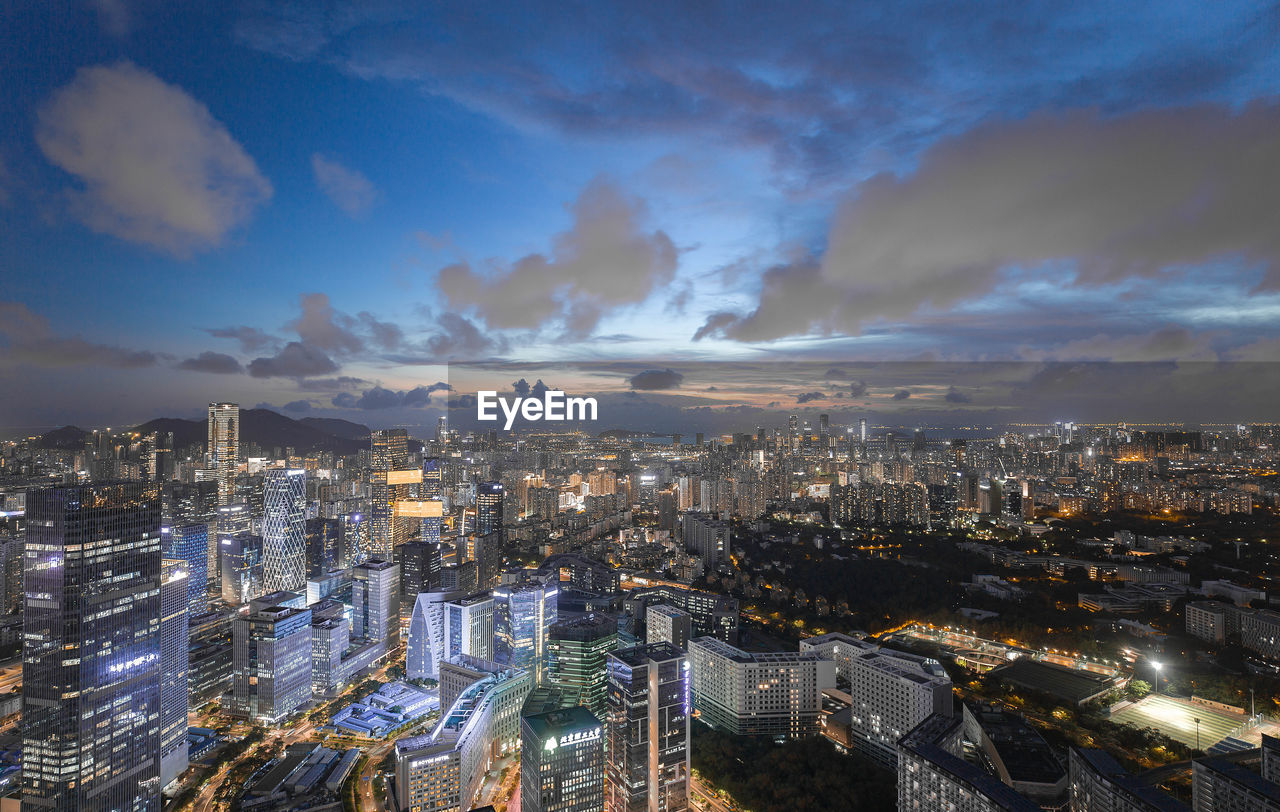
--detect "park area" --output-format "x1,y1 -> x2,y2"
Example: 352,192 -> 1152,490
1110,695 -> 1244,750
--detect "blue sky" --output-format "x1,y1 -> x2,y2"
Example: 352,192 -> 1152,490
1,1 -> 1279,433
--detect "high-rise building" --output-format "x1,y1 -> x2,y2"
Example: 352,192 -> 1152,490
477,481 -> 504,537
395,659 -> 532,812
398,540 -> 442,599
305,516 -> 342,577
370,429 -> 410,559
22,483 -> 163,811
220,532 -> 263,606
160,558 -> 190,788
352,559 -> 400,648
645,604 -> 692,651
231,591 -> 313,723
688,637 -> 833,738
681,513 -> 731,567
408,590 -> 495,680
548,613 -> 618,718
496,576 -> 558,683
208,402 -> 239,504
521,706 -> 606,812
605,643 -> 690,812
215,502 -> 252,588
262,468 -> 307,593
422,457 -> 443,499
163,522 -> 209,616
625,585 -> 739,644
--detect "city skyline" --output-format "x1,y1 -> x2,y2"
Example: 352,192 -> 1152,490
3,3 -> 1280,430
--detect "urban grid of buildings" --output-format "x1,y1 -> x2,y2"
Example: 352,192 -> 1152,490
1,404 -> 1279,810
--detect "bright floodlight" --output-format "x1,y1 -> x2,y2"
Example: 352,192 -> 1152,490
1152,662 -> 1163,671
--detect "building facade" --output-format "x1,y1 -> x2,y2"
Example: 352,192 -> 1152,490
605,643 -> 690,812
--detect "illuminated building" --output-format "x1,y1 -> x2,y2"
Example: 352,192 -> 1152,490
371,429 -> 410,558
521,706 -> 606,812
352,559 -> 400,648
208,402 -> 239,504
496,576 -> 558,683
220,531 -> 263,606
395,659 -> 532,812
408,591 -> 495,681
162,522 -> 208,615
645,604 -> 691,650
22,483 -> 164,811
477,481 -> 504,537
262,468 -> 307,593
548,613 -> 618,718
160,558 -> 190,788
605,643 -> 690,812
231,591 -> 312,723
681,513 -> 730,567
688,637 -> 833,738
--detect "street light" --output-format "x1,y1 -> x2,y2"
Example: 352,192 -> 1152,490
1152,661 -> 1163,694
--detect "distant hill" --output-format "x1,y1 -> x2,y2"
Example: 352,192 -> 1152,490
36,425 -> 89,450
298,417 -> 371,442
38,409 -> 371,456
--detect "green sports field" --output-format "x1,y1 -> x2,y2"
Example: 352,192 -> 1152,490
1111,695 -> 1243,750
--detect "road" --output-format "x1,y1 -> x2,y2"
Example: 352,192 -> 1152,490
691,775 -> 736,812
185,651 -> 403,812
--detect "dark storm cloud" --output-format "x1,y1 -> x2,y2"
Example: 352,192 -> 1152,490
282,399 -> 312,412
944,386 -> 971,403
176,351 -> 244,374
795,391 -> 825,403
296,376 -> 369,391
629,368 -> 684,390
849,380 -> 868,397
697,103 -> 1280,342
892,389 -> 911,400
0,301 -> 160,369
248,341 -> 339,378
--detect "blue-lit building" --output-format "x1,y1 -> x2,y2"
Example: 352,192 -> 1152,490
163,522 -> 208,615
231,591 -> 313,723
495,576 -> 558,684
605,643 -> 691,812
160,558 -> 190,788
22,482 -> 163,811
263,469 -> 307,593
477,481 -> 504,537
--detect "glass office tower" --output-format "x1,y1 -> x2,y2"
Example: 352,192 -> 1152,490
23,483 -> 164,811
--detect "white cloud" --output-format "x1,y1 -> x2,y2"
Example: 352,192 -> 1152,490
437,176 -> 678,337
311,153 -> 378,216
36,62 -> 272,255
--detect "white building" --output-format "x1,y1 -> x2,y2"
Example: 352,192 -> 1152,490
407,590 -> 495,681
689,636 -> 834,738
805,634 -> 952,766
395,659 -> 531,812
647,604 -> 693,650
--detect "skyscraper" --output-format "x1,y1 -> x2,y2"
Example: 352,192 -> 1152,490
605,643 -> 691,812
548,613 -> 618,718
521,706 -> 606,812
407,590 -> 495,680
477,480 -> 504,537
220,531 -> 263,607
162,522 -> 208,616
398,540 -> 443,599
352,559 -> 400,648
23,483 -> 163,811
495,576 -> 558,684
370,428 -> 410,559
208,402 -> 239,504
231,591 -> 312,723
160,558 -> 190,788
262,468 -> 307,593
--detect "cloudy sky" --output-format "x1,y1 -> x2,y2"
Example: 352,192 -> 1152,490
2,1 -> 1279,434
